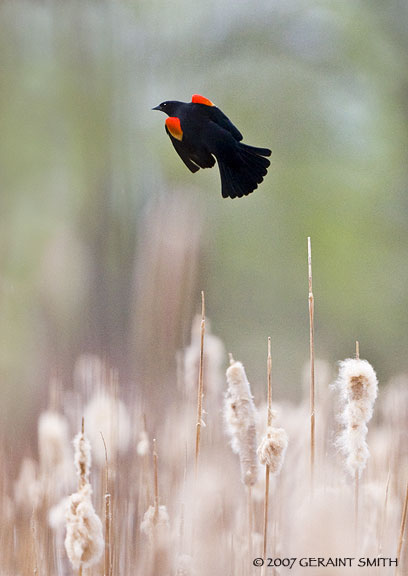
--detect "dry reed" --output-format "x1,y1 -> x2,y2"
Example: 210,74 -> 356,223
307,236 -> 316,488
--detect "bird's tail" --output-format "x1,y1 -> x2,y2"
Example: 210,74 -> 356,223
217,143 -> 271,199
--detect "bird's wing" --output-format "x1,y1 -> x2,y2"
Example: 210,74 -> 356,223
207,107 -> 243,141
191,94 -> 243,141
165,126 -> 200,173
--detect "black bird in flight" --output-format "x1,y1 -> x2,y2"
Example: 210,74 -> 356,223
153,94 -> 271,199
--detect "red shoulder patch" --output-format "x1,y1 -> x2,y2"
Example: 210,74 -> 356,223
192,94 -> 214,107
165,117 -> 183,141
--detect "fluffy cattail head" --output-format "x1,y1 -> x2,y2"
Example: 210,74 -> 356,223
84,392 -> 131,466
137,429 -> 150,457
73,430 -> 91,486
337,359 -> 378,414
65,483 -> 104,570
225,360 -> 258,486
38,411 -> 70,474
257,425 -> 288,475
176,554 -> 196,576
140,504 -> 170,545
334,358 -> 379,478
14,458 -> 40,512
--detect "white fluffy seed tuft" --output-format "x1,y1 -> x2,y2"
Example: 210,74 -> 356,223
137,429 -> 150,457
38,411 -> 71,473
84,392 -> 131,466
73,431 -> 92,485
333,358 -> 378,478
140,505 -> 170,545
64,483 -> 104,570
175,553 -> 196,576
257,426 -> 288,475
224,360 -> 259,486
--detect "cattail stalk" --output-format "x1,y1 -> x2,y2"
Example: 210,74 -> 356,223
195,291 -> 205,474
355,341 -> 360,529
395,481 -> 408,576
100,433 -> 111,576
378,469 -> 391,556
140,439 -> 170,575
257,342 -> 288,565
263,337 -> 272,559
153,439 -> 159,521
31,509 -> 39,576
308,237 -> 315,488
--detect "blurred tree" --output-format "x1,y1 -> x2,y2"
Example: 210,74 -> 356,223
0,0 -> 407,438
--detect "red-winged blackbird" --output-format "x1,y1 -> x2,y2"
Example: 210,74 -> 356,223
153,94 -> 271,199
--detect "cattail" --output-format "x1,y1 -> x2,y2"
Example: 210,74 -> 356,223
49,496 -> 71,530
137,429 -> 150,457
65,423 -> 104,572
257,413 -> 288,476
14,458 -> 40,512
73,429 -> 92,487
38,410 -> 74,503
225,359 -> 258,486
38,411 -> 71,474
334,358 -> 378,478
65,483 -> 104,571
140,504 -> 170,545
84,392 -> 130,466
175,554 -> 196,576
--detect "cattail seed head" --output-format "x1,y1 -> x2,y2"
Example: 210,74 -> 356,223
14,457 -> 40,511
334,358 -> 378,478
38,411 -> 70,474
176,554 -> 196,576
336,359 -> 378,419
140,504 -> 170,545
137,429 -> 150,457
65,483 -> 104,570
84,392 -> 131,466
257,425 -> 288,475
225,360 -> 259,486
73,430 -> 92,486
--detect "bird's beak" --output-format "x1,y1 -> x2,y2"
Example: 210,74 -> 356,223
152,104 -> 161,111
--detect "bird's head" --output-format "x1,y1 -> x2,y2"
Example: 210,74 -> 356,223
152,101 -> 180,116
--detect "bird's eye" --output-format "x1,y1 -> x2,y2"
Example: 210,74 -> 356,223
163,103 -> 167,107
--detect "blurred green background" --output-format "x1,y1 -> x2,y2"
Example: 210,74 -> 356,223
1,0 -> 408,439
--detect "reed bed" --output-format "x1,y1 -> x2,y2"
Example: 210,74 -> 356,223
1,276 -> 408,575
